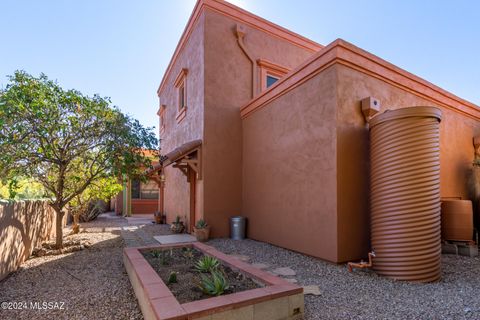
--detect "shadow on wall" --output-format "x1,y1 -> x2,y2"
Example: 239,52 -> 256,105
0,200 -> 63,281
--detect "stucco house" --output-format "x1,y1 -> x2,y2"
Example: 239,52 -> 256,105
114,150 -> 161,216
152,0 -> 480,263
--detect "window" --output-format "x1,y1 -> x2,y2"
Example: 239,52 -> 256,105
174,68 -> 188,123
157,105 -> 166,135
131,179 -> 159,200
140,180 -> 159,199
266,75 -> 279,88
131,180 -> 141,199
257,59 -> 290,92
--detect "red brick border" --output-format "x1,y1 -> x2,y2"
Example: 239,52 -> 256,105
124,242 -> 302,319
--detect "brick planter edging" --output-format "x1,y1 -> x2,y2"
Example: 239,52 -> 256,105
124,242 -> 304,320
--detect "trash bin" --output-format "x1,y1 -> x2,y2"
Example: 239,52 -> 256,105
230,216 -> 246,240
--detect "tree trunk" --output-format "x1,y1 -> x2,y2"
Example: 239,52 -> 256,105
54,208 -> 65,249
72,213 -> 80,234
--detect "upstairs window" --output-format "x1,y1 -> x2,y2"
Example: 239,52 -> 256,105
257,59 -> 290,92
266,75 -> 279,88
157,105 -> 166,135
174,68 -> 188,123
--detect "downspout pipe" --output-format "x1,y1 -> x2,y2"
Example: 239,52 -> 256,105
347,251 -> 375,272
235,24 -> 257,99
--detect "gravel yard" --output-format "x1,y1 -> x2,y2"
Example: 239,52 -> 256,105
2,212 -> 479,320
208,238 -> 480,320
0,231 -> 142,320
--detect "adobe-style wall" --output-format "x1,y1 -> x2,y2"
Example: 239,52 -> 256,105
241,39 -> 480,263
0,200 -> 60,280
335,63 -> 480,262
130,199 -> 158,214
203,8 -> 316,237
242,66 -> 338,262
159,12 -> 205,225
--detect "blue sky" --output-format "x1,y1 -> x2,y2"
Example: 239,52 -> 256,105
1,0 -> 479,137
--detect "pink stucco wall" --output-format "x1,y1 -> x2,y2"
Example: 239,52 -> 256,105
158,12 -> 205,226
203,8 -> 316,237
242,66 -> 338,262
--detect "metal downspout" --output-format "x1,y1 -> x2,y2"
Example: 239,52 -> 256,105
235,24 -> 257,99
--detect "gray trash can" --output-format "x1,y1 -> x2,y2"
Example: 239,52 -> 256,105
230,216 -> 246,240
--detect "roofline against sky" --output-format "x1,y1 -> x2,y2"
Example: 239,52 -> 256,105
241,38 -> 480,119
156,0 -> 323,97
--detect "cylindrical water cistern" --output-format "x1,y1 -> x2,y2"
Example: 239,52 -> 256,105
369,106 -> 442,282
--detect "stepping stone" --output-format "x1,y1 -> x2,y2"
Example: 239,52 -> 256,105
122,226 -> 138,231
250,263 -> 269,269
229,254 -> 250,262
303,285 -> 321,296
272,267 -> 296,276
284,278 -> 298,283
153,234 -> 197,244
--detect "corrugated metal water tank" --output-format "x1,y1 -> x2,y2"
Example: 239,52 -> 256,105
369,106 -> 442,282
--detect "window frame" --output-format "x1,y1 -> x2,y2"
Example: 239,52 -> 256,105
174,68 -> 188,123
130,179 -> 159,200
257,59 -> 290,92
157,104 -> 166,135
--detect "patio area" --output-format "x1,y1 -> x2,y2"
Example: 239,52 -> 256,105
0,213 -> 479,319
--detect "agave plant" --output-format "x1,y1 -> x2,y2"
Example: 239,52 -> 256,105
195,255 -> 220,273
195,219 -> 208,229
198,270 -> 229,296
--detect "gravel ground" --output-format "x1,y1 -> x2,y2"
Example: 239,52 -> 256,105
3,212 -> 479,320
207,238 -> 480,320
0,231 -> 142,320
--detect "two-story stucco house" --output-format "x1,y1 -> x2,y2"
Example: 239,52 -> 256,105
152,0 -> 480,263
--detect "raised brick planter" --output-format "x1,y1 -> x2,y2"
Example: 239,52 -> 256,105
124,242 -> 304,320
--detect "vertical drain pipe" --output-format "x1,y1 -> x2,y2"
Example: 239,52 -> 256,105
235,24 -> 257,99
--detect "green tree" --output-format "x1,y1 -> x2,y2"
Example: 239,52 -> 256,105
69,176 -> 122,233
0,177 -> 47,199
0,71 -> 158,247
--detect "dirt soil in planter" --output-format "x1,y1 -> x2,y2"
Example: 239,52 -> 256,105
142,247 -> 262,303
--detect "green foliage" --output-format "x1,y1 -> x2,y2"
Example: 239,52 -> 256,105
174,215 -> 182,224
0,71 -> 158,246
198,270 -> 229,296
0,177 -> 47,200
195,219 -> 208,229
195,255 -> 220,273
150,249 -> 171,265
167,271 -> 177,284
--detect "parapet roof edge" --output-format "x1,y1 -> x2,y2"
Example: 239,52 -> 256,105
156,0 -> 323,96
240,38 -> 480,120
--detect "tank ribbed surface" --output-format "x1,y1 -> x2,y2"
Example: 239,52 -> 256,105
370,106 -> 442,282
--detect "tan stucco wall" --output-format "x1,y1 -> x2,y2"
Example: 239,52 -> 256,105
242,66 -> 338,262
0,200 -> 59,280
159,13 -> 205,225
335,64 -> 480,262
203,9 -> 315,237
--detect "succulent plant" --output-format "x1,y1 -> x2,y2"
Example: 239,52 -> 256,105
198,270 -> 229,296
195,219 -> 208,229
150,249 -> 169,265
195,255 -> 220,273
168,271 -> 177,284
150,249 -> 162,258
182,247 -> 194,259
